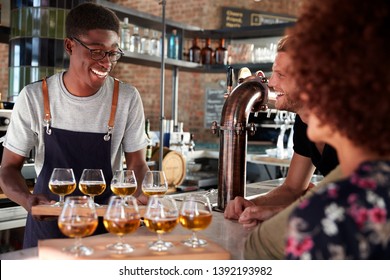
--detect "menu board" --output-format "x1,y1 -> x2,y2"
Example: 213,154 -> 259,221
222,7 -> 296,28
204,87 -> 225,129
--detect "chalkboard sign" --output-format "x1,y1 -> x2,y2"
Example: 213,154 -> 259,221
204,87 -> 225,129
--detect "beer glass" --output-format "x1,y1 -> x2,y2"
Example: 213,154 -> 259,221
110,170 -> 137,198
79,169 -> 106,206
179,194 -> 213,247
141,170 -> 168,196
58,196 -> 98,256
48,168 -> 76,207
103,195 -> 140,254
144,195 -> 178,251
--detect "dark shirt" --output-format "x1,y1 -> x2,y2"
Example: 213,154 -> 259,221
286,160 -> 390,259
293,114 -> 339,176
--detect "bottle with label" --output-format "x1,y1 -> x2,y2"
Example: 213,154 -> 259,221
140,28 -> 151,55
168,29 -> 179,59
189,37 -> 201,63
201,38 -> 213,65
130,25 -> 141,53
215,38 -> 228,65
120,17 -> 130,51
145,119 -> 152,161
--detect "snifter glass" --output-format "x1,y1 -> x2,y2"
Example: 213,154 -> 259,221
179,194 -> 213,247
103,195 -> 140,254
142,170 -> 168,196
48,168 -> 76,207
110,170 -> 137,198
58,196 -> 98,256
79,169 -> 106,207
144,195 -> 178,251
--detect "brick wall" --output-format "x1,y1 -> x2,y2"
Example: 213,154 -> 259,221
0,43 -> 8,100
0,0 -> 299,143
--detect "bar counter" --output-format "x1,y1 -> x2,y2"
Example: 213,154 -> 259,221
0,210 -> 249,260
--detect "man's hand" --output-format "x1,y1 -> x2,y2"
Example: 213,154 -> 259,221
28,193 -> 57,221
238,205 -> 285,229
224,196 -> 255,220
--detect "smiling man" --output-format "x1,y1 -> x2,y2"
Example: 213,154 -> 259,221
224,36 -> 339,229
0,3 -> 149,248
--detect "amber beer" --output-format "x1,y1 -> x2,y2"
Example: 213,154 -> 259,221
103,217 -> 140,235
58,217 -> 98,238
143,189 -> 167,196
143,217 -> 178,234
79,182 -> 106,196
110,183 -> 137,196
179,210 -> 212,231
49,182 -> 76,195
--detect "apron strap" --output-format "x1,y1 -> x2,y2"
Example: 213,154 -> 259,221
42,76 -> 120,140
104,78 -> 120,141
42,78 -> 52,135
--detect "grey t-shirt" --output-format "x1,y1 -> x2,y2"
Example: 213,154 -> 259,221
4,72 -> 148,176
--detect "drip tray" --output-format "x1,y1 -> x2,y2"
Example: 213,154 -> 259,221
178,171 -> 218,191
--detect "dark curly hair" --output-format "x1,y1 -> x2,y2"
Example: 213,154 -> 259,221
286,0 -> 390,155
66,2 -> 120,38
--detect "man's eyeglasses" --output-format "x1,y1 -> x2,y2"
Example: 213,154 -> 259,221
71,37 -> 124,62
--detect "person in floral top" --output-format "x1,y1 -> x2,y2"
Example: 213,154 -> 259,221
284,0 -> 390,259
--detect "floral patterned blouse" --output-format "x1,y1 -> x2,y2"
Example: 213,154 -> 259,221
285,160 -> 390,259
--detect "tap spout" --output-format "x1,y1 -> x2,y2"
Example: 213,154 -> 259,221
215,75 -> 268,211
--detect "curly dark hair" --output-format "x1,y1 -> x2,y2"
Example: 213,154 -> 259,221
286,0 -> 390,155
66,2 -> 120,38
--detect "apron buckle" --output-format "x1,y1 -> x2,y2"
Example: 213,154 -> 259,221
43,117 -> 52,135
104,126 -> 113,141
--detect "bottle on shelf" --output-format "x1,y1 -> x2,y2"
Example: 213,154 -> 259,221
149,30 -> 159,56
130,25 -> 141,53
201,38 -> 213,65
168,29 -> 179,59
188,37 -> 201,63
140,28 -> 151,55
215,38 -> 228,65
120,17 -> 130,51
145,119 -> 152,162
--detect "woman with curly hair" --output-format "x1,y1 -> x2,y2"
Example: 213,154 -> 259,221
284,0 -> 390,259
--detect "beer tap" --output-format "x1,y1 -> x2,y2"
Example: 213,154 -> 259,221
212,68 -> 269,211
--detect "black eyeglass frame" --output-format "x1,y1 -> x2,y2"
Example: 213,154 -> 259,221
71,37 -> 124,62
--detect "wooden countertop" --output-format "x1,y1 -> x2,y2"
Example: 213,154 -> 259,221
0,210 -> 249,260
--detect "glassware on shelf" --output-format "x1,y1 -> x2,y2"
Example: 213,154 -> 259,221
179,194 -> 213,247
140,28 -> 151,55
120,17 -> 130,51
48,168 -> 76,207
78,169 -> 106,207
103,195 -> 140,254
110,170 -> 137,198
58,196 -> 98,256
149,30 -> 160,56
130,25 -> 141,53
143,195 -> 179,251
141,170 -> 168,196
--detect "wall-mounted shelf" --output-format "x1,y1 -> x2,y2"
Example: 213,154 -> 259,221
96,0 -> 292,73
